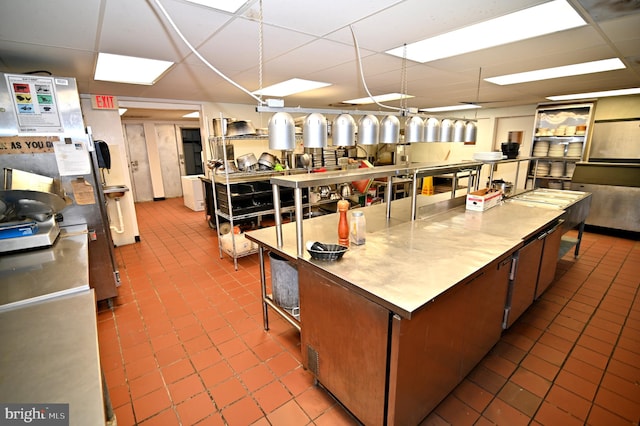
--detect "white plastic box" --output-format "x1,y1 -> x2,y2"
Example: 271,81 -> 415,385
181,175 -> 205,211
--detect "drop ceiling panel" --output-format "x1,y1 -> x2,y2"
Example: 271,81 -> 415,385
99,0 -> 229,61
598,13 -> 640,43
157,0 -> 236,46
326,0 -> 551,49
0,42 -> 96,78
187,18 -> 316,72
0,0 -> 101,50
575,0 -> 640,21
261,39 -> 362,80
247,0 -> 404,37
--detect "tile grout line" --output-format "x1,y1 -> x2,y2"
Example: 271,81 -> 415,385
476,237 -> 628,424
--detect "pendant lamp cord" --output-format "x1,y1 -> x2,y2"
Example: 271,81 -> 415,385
150,0 -> 266,105
349,25 -> 401,112
400,43 -> 408,113
257,0 -> 264,104
475,67 -> 482,119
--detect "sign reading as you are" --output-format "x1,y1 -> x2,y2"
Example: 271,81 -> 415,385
0,136 -> 60,154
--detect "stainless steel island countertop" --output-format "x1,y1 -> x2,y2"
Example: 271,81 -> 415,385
247,196 -> 565,318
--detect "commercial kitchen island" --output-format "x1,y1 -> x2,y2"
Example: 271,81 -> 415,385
246,165 -> 589,425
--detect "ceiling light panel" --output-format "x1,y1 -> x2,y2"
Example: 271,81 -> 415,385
421,104 -> 482,112
386,0 -> 586,63
94,53 -> 173,85
547,87 -> 640,101
253,78 -> 331,97
343,93 -> 415,105
485,58 -> 626,85
183,0 -> 246,13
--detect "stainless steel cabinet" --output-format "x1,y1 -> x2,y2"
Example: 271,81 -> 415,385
536,221 -> 563,299
299,252 -> 513,426
504,236 -> 544,328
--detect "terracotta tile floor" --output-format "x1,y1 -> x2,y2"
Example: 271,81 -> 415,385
97,197 -> 640,425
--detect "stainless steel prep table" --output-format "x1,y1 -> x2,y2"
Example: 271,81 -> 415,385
247,189 -> 477,328
247,194 -> 566,425
0,225 -> 89,311
0,290 -> 105,425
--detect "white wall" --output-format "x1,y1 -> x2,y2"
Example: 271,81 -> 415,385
80,97 -> 140,246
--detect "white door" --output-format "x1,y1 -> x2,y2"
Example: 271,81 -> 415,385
123,123 -> 154,202
155,124 -> 183,198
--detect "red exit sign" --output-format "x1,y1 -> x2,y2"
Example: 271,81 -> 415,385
91,94 -> 119,110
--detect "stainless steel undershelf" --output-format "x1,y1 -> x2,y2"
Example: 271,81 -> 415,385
270,161 -> 481,189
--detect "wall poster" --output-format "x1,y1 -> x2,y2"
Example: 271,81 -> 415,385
5,74 -> 64,133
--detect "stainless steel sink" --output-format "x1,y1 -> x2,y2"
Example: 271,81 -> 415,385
102,185 -> 129,199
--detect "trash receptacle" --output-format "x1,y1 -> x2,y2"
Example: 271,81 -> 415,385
269,252 -> 299,320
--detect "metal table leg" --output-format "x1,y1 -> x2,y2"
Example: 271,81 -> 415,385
259,246 -> 269,330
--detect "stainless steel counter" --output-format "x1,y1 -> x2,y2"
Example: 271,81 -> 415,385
247,195 -> 565,319
0,290 -> 106,425
248,191 -> 569,425
0,225 -> 89,311
0,223 -> 108,425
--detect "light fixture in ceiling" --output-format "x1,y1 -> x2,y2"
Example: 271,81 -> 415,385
421,104 -> 482,112
182,111 -> 200,118
183,0 -> 246,13
485,58 -> 626,85
386,0 -> 586,63
343,93 -> 414,105
547,87 -> 640,101
95,53 -> 173,85
253,78 -> 331,97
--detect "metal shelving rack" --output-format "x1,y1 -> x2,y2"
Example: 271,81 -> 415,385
209,132 -> 337,270
527,103 -> 594,189
209,131 -> 292,270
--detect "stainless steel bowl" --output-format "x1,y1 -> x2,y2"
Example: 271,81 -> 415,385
236,153 -> 258,171
258,152 -> 277,169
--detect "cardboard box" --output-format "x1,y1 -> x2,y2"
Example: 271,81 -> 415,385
466,189 -> 503,212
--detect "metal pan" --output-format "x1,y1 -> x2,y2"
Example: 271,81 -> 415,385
226,120 -> 256,137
